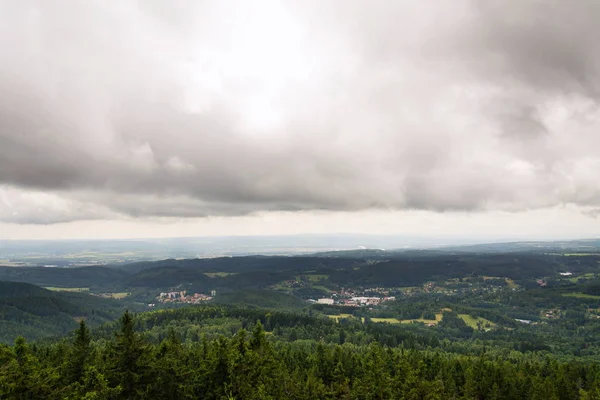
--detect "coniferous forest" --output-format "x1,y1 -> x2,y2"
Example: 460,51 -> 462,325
2,306 -> 600,399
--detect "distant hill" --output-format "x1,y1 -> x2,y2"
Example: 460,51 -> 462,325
0,280 -> 51,298
439,239 -> 600,253
116,255 -> 361,274
307,248 -> 391,258
326,252 -> 599,287
1,247 -> 599,297
0,281 -> 127,343
0,266 -> 129,289
125,266 -> 212,289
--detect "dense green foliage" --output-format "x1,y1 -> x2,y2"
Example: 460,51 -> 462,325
2,307 -> 600,399
0,282 -> 136,344
212,289 -> 308,309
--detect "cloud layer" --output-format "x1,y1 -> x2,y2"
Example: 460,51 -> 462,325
2,0 -> 600,224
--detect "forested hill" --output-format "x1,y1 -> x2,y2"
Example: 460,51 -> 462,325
115,251 -> 600,290
0,266 -> 128,289
0,281 -> 129,343
1,251 -> 599,293
114,251 -> 600,280
2,306 -> 600,399
116,255 -> 360,274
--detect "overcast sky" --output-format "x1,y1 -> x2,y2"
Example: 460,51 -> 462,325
2,0 -> 600,240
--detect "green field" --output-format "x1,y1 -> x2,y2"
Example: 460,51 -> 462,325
458,314 -> 496,329
396,312 -> 495,329
328,315 -> 404,324
400,313 -> 443,325
482,276 -> 518,289
107,292 -> 130,299
563,293 -> 600,299
505,278 -> 517,289
327,313 -> 356,322
303,274 -> 329,282
371,317 -> 402,324
204,272 -> 238,278
565,273 -> 595,283
44,287 -> 89,292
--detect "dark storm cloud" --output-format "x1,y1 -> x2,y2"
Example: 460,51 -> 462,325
2,0 -> 600,223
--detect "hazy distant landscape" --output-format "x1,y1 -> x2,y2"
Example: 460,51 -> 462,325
3,235 -> 600,267
0,234 -> 432,267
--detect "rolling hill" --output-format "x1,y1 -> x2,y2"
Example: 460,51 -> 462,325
0,281 -> 129,343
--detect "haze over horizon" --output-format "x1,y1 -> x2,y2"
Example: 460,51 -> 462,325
3,1 -> 600,240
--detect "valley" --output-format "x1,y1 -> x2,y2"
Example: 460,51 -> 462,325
3,241 -> 600,397
1,242 -> 600,354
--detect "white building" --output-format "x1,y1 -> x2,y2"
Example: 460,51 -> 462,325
317,298 -> 334,305
351,296 -> 381,305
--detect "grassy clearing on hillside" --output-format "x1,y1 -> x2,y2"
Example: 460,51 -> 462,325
270,284 -> 293,293
204,272 -> 238,278
400,313 -> 443,325
107,292 -> 130,299
312,285 -> 332,293
505,278 -> 517,289
328,315 -> 403,324
45,287 -> 89,292
327,314 -> 356,322
458,314 -> 496,329
563,293 -> 600,299
371,317 -> 402,324
566,273 -> 595,283
398,311 -> 495,329
400,319 -> 435,325
483,276 -> 518,289
304,274 -> 329,282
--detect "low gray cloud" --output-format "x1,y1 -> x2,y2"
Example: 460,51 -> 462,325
2,0 -> 600,224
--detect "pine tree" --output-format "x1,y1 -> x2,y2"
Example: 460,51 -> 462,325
66,320 -> 91,384
108,311 -> 150,399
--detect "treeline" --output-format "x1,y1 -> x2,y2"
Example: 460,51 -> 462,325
2,311 -> 600,399
101,304 -> 600,358
91,306 -> 439,350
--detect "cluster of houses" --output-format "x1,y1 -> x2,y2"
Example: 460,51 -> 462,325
156,290 -> 215,304
311,296 -> 395,307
